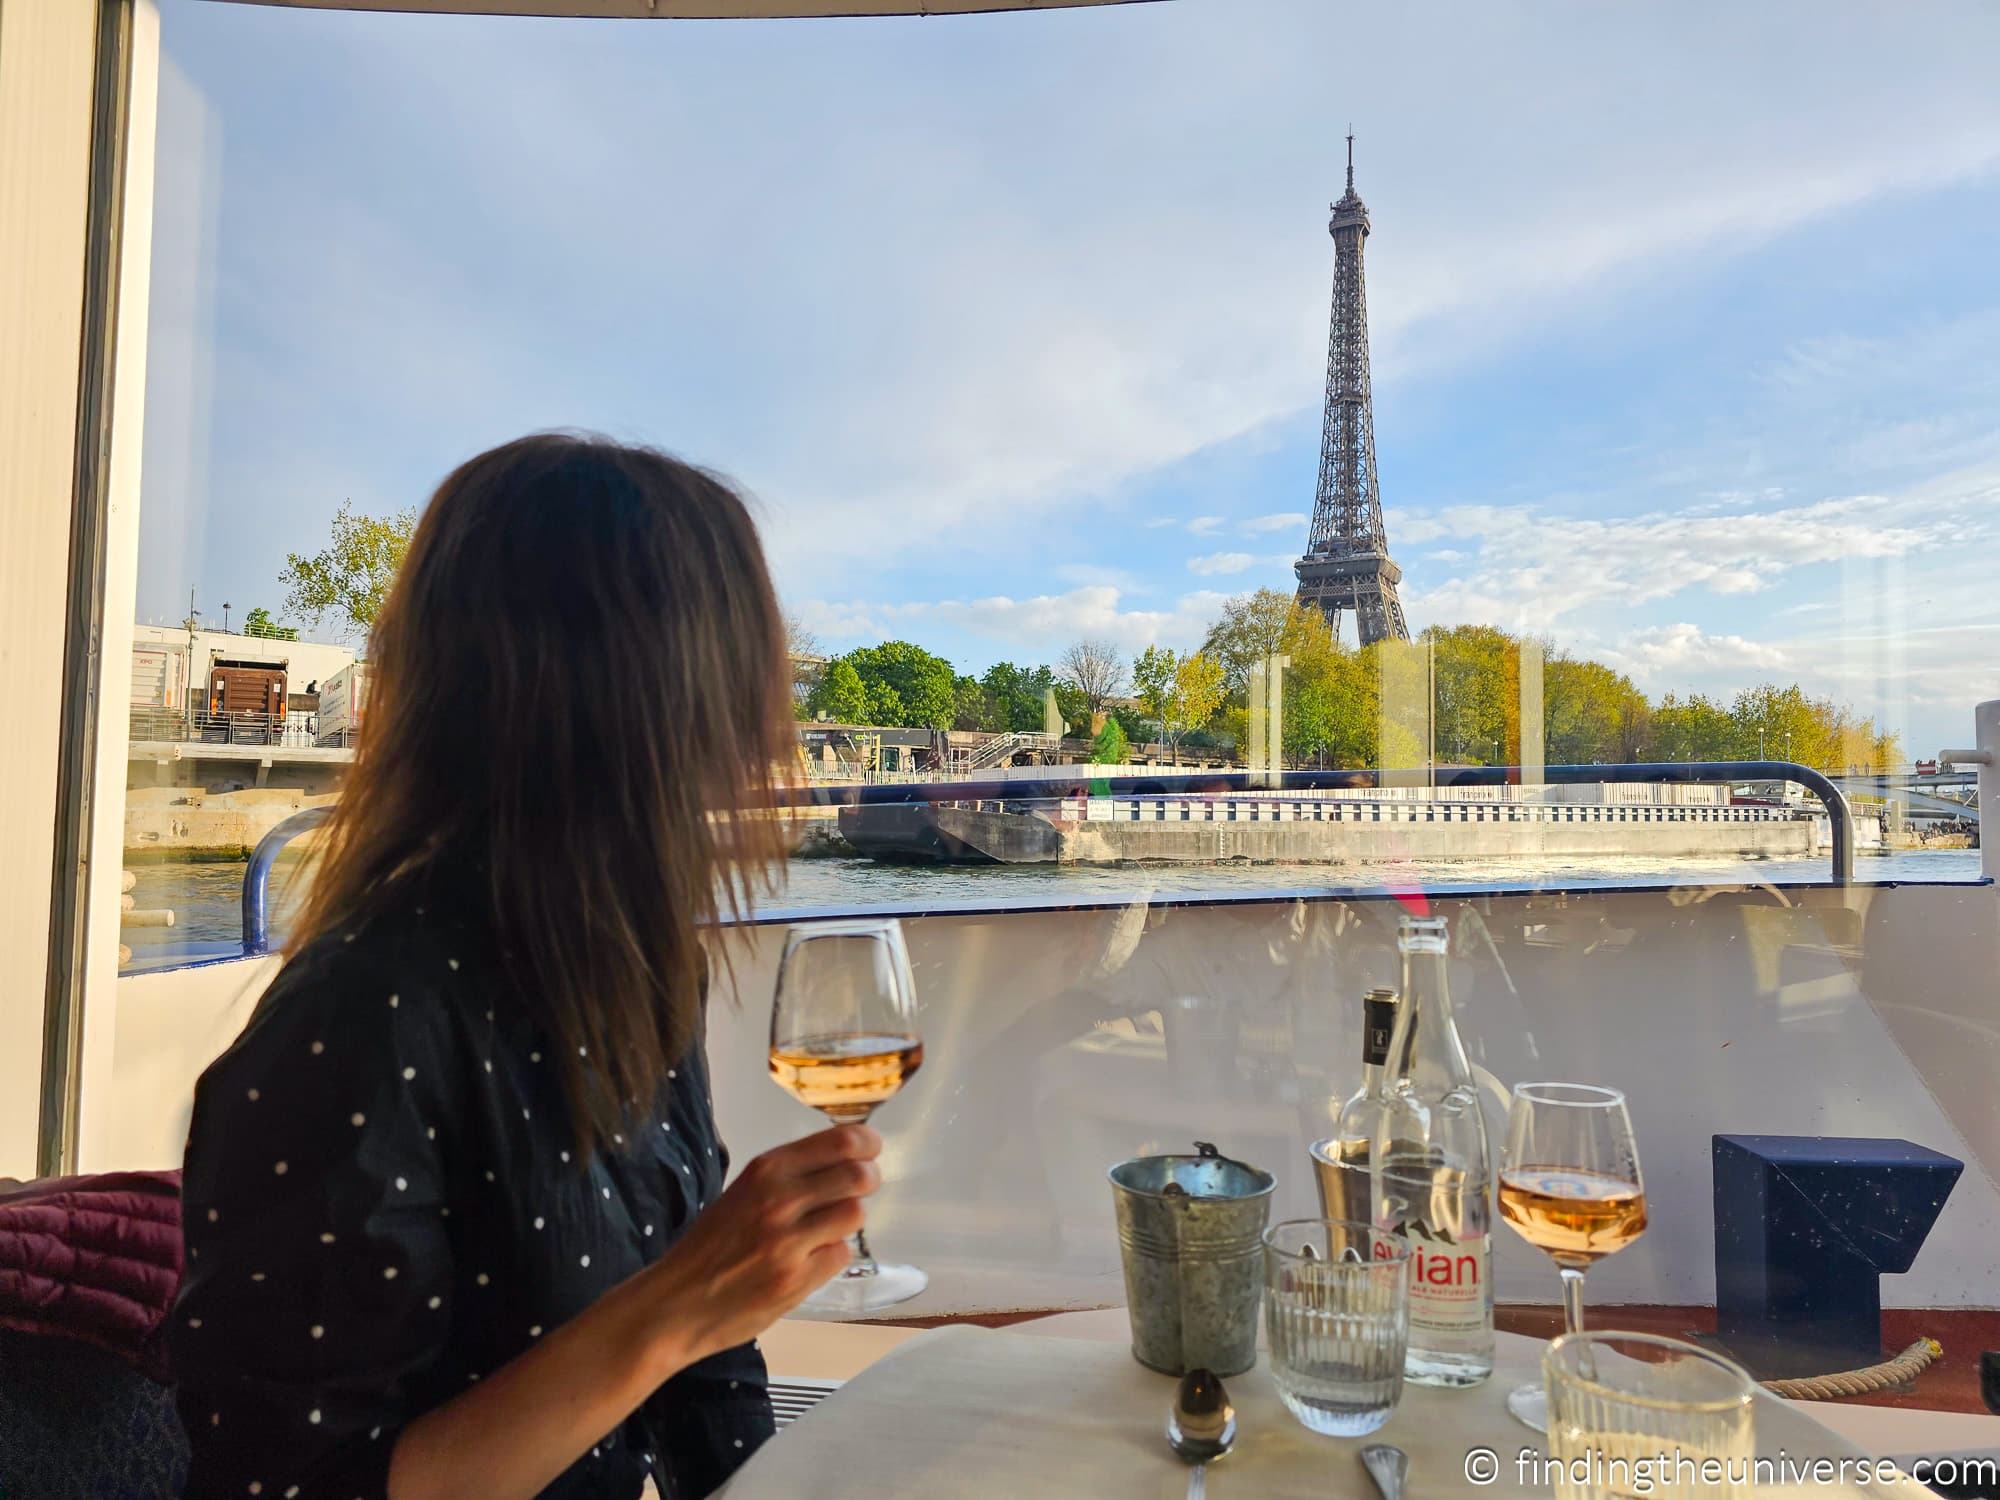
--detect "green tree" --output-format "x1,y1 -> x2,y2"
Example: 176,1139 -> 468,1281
952,675 -> 1002,732
829,640 -> 956,728
1284,644 -> 1379,767
1203,588 -> 1338,694
1089,716 -> 1129,764
978,661 -> 1083,734
240,606 -> 299,641
280,501 -> 415,637
1051,680 -> 1089,737
1132,646 -> 1177,738
1424,624 -> 1517,765
1109,702 -> 1150,747
865,680 -> 908,726
807,659 -> 871,723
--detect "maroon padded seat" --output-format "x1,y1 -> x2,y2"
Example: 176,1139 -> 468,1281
0,1169 -> 183,1382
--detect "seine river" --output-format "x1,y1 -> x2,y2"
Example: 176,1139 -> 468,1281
121,846 -> 1984,967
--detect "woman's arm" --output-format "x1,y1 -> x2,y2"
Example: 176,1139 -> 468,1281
387,1124 -> 880,1500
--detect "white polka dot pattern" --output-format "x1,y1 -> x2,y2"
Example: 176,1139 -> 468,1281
173,911 -> 758,1498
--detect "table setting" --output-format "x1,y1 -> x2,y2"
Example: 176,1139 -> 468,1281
725,913 -> 1939,1498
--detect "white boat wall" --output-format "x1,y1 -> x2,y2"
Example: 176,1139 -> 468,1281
99,874 -> 2000,1316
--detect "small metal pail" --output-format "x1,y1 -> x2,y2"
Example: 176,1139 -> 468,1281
1108,1141 -> 1275,1377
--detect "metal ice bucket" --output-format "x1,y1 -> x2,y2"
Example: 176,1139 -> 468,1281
1107,1141 -> 1275,1377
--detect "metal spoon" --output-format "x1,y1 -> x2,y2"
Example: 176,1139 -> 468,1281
1360,1443 -> 1409,1500
1166,1367 -> 1237,1500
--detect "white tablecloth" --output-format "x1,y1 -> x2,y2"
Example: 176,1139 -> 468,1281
719,1326 -> 1929,1498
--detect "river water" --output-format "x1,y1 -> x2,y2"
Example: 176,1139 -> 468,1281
121,846 -> 1984,967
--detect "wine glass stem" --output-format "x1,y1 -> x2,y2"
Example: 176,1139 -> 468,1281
1559,1264 -> 1588,1337
848,1227 -> 880,1279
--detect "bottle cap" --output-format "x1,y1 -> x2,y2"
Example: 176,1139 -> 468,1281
1362,987 -> 1399,1066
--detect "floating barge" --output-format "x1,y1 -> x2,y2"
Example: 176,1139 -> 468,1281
838,784 -> 1828,866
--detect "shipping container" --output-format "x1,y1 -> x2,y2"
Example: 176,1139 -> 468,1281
317,661 -> 370,746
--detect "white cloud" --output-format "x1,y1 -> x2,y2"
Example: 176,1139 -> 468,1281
1052,562 -> 1137,590
1402,489 -> 1974,631
1144,516 -> 1181,530
1187,551 -> 1259,576
1185,516 -> 1226,537
1241,512 -> 1308,535
894,585 -> 1231,655
1601,623 -> 1789,678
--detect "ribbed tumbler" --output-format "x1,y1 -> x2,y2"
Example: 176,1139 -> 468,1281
1543,1332 -> 1755,1500
1262,1218 -> 1410,1436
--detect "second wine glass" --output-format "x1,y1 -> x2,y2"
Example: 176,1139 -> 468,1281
1495,1082 -> 1648,1433
768,918 -> 927,1314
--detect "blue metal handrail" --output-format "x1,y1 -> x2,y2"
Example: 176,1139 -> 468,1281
242,805 -> 332,954
236,760 -> 1854,954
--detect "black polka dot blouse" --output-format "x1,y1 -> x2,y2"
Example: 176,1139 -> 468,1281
171,893 -> 773,1499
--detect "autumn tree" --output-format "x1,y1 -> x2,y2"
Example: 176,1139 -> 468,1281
280,501 -> 416,638
1544,654 -> 1650,764
1058,638 -> 1126,718
1645,693 -> 1736,763
1135,646 -> 1226,765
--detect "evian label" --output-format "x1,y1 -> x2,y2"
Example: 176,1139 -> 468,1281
1383,1225 -> 1490,1337
1376,1170 -> 1493,1344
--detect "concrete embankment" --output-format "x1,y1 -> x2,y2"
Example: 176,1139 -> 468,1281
125,786 -> 335,862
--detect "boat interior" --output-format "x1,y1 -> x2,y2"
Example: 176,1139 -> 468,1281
3,0 -> 1997,1492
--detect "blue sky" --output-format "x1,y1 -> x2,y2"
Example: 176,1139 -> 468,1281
141,0 -> 2000,753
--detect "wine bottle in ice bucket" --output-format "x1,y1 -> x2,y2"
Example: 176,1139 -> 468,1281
1311,987 -> 1403,1227
1371,914 -> 1494,1387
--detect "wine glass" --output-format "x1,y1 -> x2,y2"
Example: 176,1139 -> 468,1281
1496,1083 -> 1647,1433
769,918 -> 926,1314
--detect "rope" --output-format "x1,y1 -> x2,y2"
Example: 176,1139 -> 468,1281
1762,1338 -> 1943,1401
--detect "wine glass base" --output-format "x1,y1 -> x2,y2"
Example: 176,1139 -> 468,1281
796,1261 -> 929,1317
1505,1381 -> 1549,1433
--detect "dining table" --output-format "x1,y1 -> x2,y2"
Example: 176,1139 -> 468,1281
718,1322 -> 1932,1497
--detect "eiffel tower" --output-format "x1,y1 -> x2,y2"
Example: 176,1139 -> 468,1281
1294,133 -> 1410,646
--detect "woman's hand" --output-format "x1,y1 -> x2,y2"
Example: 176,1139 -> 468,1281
641,1124 -> 883,1368
388,1126 -> 880,1500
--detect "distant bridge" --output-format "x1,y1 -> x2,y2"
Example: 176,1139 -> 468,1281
1826,769 -> 1978,821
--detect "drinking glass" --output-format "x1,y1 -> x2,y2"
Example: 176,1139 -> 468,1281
1496,1083 -> 1646,1432
1543,1331 -> 1754,1500
769,919 -> 926,1313
1262,1218 -> 1410,1436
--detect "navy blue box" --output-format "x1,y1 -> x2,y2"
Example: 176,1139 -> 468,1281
1713,1135 -> 1961,1380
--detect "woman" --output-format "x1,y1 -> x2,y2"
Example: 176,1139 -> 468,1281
171,434 -> 879,1500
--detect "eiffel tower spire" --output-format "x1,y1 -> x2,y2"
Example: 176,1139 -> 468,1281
1294,135 -> 1409,646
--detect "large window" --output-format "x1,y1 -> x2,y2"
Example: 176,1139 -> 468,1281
67,0 -> 2000,1431
121,1 -> 1997,973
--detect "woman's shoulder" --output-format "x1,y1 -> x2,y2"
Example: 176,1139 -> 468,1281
216,910 -> 475,1093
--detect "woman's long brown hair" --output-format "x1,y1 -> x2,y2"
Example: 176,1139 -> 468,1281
288,433 -> 797,1153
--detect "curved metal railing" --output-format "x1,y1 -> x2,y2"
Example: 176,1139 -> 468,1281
236,760 -> 1854,956
242,805 -> 332,955
780,760 -> 1856,884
